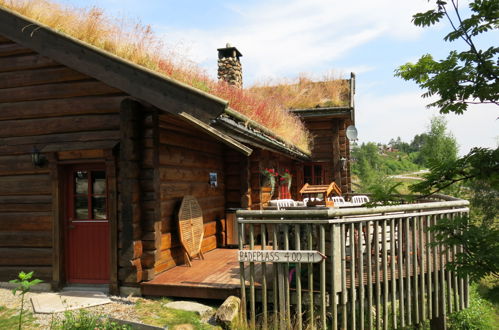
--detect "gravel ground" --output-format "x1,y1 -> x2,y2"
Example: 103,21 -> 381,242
0,286 -> 145,329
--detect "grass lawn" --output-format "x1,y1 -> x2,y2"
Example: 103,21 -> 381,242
135,298 -> 221,330
0,306 -> 38,329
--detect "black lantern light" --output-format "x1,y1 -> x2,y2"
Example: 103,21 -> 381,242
31,147 -> 45,167
340,157 -> 347,171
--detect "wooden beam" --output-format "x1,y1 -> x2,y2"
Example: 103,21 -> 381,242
118,99 -> 143,284
48,152 -> 62,290
178,112 -> 252,156
105,150 -> 119,295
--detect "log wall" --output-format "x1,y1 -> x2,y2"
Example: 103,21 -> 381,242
153,113 -> 226,275
304,117 -> 352,193
0,35 -> 125,283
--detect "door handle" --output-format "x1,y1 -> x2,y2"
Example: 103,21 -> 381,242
68,224 -> 75,229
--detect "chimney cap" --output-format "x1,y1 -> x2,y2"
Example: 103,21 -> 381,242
217,44 -> 243,59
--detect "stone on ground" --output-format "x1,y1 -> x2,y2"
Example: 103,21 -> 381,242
164,301 -> 214,320
31,291 -> 110,314
215,296 -> 241,329
172,324 -> 194,330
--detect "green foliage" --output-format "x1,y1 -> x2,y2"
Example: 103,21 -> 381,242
411,147 -> 499,195
428,214 -> 499,281
395,0 -> 499,114
56,310 -> 131,330
411,147 -> 499,281
419,116 -> 458,167
364,176 -> 404,206
9,271 -> 43,296
134,298 -> 218,329
351,141 -> 421,194
9,271 -> 43,330
448,284 -> 497,329
0,306 -> 36,330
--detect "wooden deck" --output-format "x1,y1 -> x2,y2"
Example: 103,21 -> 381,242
141,248 -> 244,300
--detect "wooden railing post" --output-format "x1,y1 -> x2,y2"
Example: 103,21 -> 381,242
236,199 -> 469,330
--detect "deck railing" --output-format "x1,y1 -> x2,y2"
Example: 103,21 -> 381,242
237,197 -> 469,329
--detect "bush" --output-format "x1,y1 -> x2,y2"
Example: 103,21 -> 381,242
448,284 -> 497,330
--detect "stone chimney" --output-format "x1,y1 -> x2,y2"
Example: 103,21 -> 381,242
217,43 -> 243,88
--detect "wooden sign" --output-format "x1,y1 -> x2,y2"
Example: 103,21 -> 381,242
238,250 -> 326,263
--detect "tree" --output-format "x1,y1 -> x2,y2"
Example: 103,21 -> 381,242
396,0 -> 499,281
395,0 -> 498,114
419,116 -> 458,167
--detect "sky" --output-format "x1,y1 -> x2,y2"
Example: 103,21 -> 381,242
57,0 -> 498,154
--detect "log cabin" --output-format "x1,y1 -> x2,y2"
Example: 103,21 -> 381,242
0,5 -> 354,295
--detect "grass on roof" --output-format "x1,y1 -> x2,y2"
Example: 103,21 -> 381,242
0,0 -> 312,152
249,73 -> 350,110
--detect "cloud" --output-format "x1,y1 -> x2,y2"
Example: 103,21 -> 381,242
356,91 -> 498,155
156,0 -> 434,83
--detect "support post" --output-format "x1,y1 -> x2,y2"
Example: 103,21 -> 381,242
118,99 -> 143,287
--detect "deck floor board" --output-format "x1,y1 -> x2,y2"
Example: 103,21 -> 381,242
141,248 -> 245,299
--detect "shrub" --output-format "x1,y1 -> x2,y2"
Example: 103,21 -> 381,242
448,284 -> 497,330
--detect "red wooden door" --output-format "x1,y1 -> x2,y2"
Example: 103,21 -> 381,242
65,165 -> 109,284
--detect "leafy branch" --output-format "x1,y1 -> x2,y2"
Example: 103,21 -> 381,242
410,147 -> 499,196
396,0 -> 499,114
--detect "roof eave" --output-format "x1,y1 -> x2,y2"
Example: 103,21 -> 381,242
0,5 -> 228,123
290,106 -> 353,119
214,116 -> 311,161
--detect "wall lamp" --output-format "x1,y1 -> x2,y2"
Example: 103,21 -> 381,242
31,147 -> 46,167
340,157 -> 347,171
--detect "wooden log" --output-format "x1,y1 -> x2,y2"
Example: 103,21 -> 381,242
0,114 -> 119,138
0,80 -> 121,103
0,35 -> 12,43
0,231 -> 51,247
153,249 -> 184,274
201,234 -> 217,253
0,42 -> 33,57
118,99 -> 143,278
0,266 -> 52,281
0,66 -> 87,89
0,154 -> 49,175
159,128 -> 223,154
0,54 -> 58,73
225,175 -> 241,190
160,196 -> 225,217
0,95 -> 124,120
203,221 -> 219,238
158,146 -> 223,169
0,130 -> 119,151
0,203 -> 51,212
305,120 -> 334,130
0,174 -> 51,195
159,166 -> 221,183
160,181 -> 224,200
0,212 -> 51,231
58,149 -> 105,160
0,247 -> 52,265
0,195 -> 51,204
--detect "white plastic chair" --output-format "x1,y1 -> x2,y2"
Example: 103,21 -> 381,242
351,195 -> 370,205
330,196 -> 346,207
276,199 -> 296,210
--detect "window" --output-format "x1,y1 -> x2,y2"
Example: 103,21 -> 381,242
303,163 -> 326,185
73,170 -> 107,220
